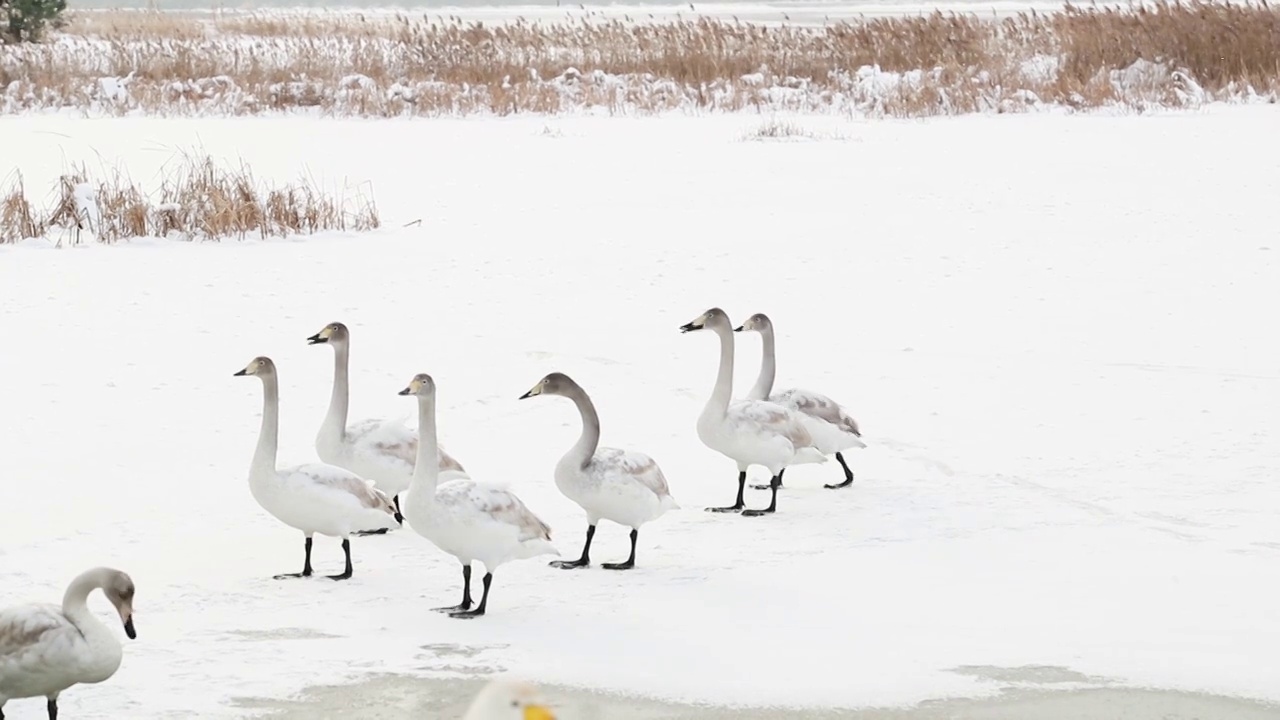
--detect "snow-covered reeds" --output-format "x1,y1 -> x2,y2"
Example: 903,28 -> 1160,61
1,1 -> 1277,117
0,153 -> 380,244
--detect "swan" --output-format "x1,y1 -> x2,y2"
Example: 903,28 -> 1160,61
736,312 -> 866,489
235,356 -> 399,581
518,372 -> 679,570
307,321 -> 468,530
679,307 -> 827,517
0,567 -> 136,720
398,373 -> 559,618
463,679 -> 555,720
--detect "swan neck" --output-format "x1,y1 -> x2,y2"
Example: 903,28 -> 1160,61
252,373 -> 280,475
61,568 -> 107,619
322,342 -> 350,440
706,324 -> 734,417
410,394 -> 440,500
747,326 -> 777,401
565,385 -> 601,468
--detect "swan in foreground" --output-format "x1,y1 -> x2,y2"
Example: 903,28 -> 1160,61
307,321 -> 468,530
737,312 -> 866,489
519,372 -> 679,570
680,307 -> 826,516
235,356 -> 399,580
0,567 -> 136,720
464,679 -> 555,719
399,373 -> 558,618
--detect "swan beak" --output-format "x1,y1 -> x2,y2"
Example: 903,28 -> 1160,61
233,368 -> 248,376
123,616 -> 136,640
306,332 -> 327,345
733,325 -> 744,332
679,321 -> 701,333
523,706 -> 555,720
518,385 -> 540,400
397,386 -> 412,396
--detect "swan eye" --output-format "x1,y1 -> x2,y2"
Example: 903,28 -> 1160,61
510,700 -> 519,708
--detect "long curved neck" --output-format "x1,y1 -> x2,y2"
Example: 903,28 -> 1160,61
252,374 -> 280,475
410,394 -> 440,501
704,324 -> 735,418
61,568 -> 106,622
564,384 -> 601,469
746,326 -> 777,401
321,342 -> 351,440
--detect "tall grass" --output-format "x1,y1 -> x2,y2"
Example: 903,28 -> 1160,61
2,1 -> 1278,117
1,154 -> 380,245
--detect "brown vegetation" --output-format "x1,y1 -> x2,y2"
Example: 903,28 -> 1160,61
1,1 -> 1278,117
1,154 -> 380,245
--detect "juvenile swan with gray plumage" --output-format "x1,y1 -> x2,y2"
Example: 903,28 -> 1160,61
519,372 -> 679,570
0,567 -> 136,720
235,356 -> 399,581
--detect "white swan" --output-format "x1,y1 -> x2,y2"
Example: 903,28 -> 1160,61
307,321 -> 468,530
398,373 -> 559,618
463,679 -> 555,720
736,312 -> 866,490
519,372 -> 679,570
680,307 -> 827,517
0,567 -> 136,720
235,356 -> 399,580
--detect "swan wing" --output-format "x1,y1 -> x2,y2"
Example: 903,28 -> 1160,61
469,485 -> 552,542
351,417 -> 468,475
592,447 -> 672,498
291,464 -> 396,513
772,388 -> 861,436
0,604 -> 68,662
728,398 -> 814,449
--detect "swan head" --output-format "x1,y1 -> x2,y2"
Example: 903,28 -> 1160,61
233,356 -> 276,378
464,679 -> 555,720
398,373 -> 436,398
102,570 -> 137,640
679,307 -> 731,334
734,312 -> 773,333
306,321 -> 349,346
518,372 -> 576,400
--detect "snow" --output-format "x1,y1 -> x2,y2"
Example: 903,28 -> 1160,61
1,108 -> 1278,718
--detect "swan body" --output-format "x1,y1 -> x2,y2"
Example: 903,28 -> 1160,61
680,307 -> 825,516
398,373 -> 558,618
463,679 -> 556,720
737,312 -> 865,488
520,372 -> 678,569
308,322 -> 468,520
235,356 -> 399,580
0,567 -> 136,719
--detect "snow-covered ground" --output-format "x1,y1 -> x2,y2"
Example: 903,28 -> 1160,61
1,108 -> 1278,719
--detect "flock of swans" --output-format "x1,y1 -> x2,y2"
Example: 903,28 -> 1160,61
0,307 -> 863,719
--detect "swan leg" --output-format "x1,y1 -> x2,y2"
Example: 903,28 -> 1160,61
825,452 -> 855,489
433,564 -> 472,612
741,475 -> 781,517
751,467 -> 785,491
326,539 -> 354,580
274,536 -> 315,579
551,524 -> 594,569
706,471 -> 747,512
46,697 -> 57,720
449,572 -> 492,619
602,528 -> 638,570
392,495 -> 405,524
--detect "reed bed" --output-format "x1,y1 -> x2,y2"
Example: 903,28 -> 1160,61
2,1 -> 1278,117
1,153 -> 380,245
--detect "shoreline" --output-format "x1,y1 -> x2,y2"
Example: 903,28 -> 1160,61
237,674 -> 1280,719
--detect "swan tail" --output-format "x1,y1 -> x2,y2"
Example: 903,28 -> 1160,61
793,447 -> 829,465
660,493 -> 681,512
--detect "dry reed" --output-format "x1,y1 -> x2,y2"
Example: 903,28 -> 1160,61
2,1 -> 1278,117
1,153 -> 379,245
